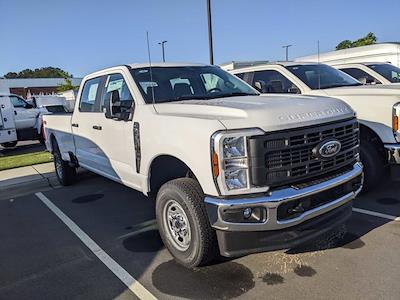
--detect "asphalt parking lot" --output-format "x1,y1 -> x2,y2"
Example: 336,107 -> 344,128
1,171 -> 399,300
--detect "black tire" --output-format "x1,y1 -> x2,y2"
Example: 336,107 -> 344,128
156,178 -> 218,268
52,139 -> 76,186
360,141 -> 385,192
1,141 -> 17,148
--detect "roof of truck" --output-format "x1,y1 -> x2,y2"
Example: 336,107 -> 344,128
222,61 -> 320,71
128,62 -> 208,69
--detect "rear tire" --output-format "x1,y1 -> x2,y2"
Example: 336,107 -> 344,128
360,141 -> 384,192
1,141 -> 17,148
156,178 -> 218,268
52,139 -> 76,186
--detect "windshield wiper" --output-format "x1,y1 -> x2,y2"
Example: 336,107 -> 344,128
175,95 -> 213,101
210,92 -> 259,99
321,83 -> 362,89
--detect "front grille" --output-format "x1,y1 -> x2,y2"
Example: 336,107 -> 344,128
248,118 -> 359,188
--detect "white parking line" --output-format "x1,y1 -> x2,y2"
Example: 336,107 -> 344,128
353,207 -> 400,221
35,192 -> 157,300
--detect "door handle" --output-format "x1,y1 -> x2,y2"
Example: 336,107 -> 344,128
14,111 -> 17,115
72,123 -> 79,127
92,125 -> 102,130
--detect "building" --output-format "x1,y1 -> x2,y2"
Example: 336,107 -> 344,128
0,78 -> 82,98
296,43 -> 400,67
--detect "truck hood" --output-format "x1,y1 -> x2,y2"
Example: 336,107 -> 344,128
154,95 -> 355,131
315,85 -> 400,97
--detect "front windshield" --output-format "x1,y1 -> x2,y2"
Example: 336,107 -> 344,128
367,63 -> 400,83
130,66 -> 258,104
285,64 -> 362,90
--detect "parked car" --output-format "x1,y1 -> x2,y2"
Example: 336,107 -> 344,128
330,63 -> 400,85
0,94 -> 17,146
225,61 -> 400,190
0,93 -> 42,147
43,63 -> 362,268
27,95 -> 69,113
296,42 -> 400,68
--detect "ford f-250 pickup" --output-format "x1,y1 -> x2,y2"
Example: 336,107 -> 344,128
225,61 -> 400,191
43,63 -> 363,268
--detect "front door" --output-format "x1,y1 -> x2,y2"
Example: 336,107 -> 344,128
9,95 -> 38,129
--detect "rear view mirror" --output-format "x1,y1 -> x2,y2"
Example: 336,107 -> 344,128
288,86 -> 300,94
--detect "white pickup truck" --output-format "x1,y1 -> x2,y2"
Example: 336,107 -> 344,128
330,63 -> 400,86
0,93 -> 43,148
43,63 -> 363,268
226,61 -> 400,191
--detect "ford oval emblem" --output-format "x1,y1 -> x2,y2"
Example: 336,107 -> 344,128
313,139 -> 341,159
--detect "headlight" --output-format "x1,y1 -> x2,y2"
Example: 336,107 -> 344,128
211,128 -> 269,196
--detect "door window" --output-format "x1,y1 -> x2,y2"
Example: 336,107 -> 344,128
339,68 -> 381,84
252,70 -> 300,93
101,73 -> 133,112
79,77 -> 103,112
10,96 -> 27,108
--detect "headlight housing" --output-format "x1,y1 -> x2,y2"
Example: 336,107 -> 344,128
211,128 -> 269,195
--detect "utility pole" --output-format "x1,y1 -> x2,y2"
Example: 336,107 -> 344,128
206,0 -> 214,65
158,40 -> 167,62
282,44 -> 293,61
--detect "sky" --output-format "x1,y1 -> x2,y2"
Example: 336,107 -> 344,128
1,0 -> 399,78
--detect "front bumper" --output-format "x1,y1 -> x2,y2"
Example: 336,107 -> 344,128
205,162 -> 363,256
384,143 -> 400,164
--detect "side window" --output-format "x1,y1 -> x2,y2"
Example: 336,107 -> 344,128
101,73 -> 133,112
10,96 -> 27,108
252,70 -> 300,94
79,77 -> 103,112
340,68 -> 381,84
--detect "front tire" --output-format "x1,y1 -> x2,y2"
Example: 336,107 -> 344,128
360,141 -> 385,192
52,139 -> 76,186
156,178 -> 218,268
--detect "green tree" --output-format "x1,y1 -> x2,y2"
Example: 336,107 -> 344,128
4,67 -> 72,79
57,78 -> 79,92
336,32 -> 377,50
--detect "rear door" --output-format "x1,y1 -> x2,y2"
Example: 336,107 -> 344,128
71,76 -> 106,171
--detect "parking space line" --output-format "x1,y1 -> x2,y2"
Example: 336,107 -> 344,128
35,192 -> 157,300
353,207 -> 400,221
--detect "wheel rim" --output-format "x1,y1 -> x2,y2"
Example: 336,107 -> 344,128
163,199 -> 191,251
54,152 -> 63,179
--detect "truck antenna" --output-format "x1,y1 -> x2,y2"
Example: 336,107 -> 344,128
317,40 -> 321,90
146,31 -> 157,113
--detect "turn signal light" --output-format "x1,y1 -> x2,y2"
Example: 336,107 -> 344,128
212,152 -> 219,177
394,116 -> 399,132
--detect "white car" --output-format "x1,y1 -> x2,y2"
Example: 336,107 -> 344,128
43,63 -> 363,268
225,61 -> 400,190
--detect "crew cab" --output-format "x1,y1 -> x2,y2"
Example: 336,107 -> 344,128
0,93 -> 43,147
43,63 -> 362,268
226,61 -> 400,191
331,62 -> 400,85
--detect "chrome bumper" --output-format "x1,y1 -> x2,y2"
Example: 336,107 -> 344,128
384,143 -> 400,164
205,162 -> 363,232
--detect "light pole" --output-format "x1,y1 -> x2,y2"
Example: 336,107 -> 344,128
158,40 -> 167,62
206,0 -> 214,65
282,44 -> 293,61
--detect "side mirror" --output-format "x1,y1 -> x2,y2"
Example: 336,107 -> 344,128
254,80 -> 266,93
105,90 -> 133,121
25,103 -> 34,109
288,86 -> 300,94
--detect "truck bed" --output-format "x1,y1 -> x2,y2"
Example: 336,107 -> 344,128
43,114 -> 75,160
